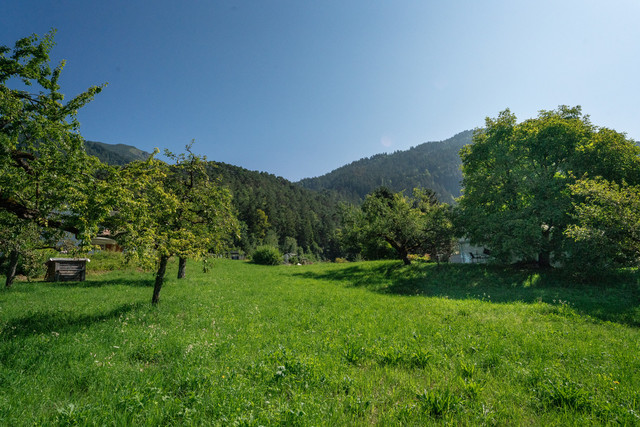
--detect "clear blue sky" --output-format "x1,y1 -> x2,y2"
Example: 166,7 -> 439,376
2,1 -> 639,181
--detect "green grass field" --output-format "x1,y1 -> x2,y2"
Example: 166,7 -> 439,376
1,258 -> 639,425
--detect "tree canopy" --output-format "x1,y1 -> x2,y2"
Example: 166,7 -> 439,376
0,30 -> 115,286
565,177 -> 640,272
108,146 -> 238,304
458,106 -> 640,268
341,187 -> 455,265
0,30 -> 109,244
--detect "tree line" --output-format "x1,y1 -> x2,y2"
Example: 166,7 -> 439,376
206,162 -> 344,261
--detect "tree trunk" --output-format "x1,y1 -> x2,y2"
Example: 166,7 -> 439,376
538,228 -> 551,268
386,238 -> 412,266
152,255 -> 169,305
177,257 -> 187,279
401,250 -> 412,266
5,250 -> 19,288
538,250 -> 551,269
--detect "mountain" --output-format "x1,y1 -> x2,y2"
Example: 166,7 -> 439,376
85,140 -> 151,165
206,162 -> 344,259
297,130 -> 473,203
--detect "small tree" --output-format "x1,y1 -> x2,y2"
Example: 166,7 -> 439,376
110,146 -> 238,305
342,187 -> 455,265
163,144 -> 239,279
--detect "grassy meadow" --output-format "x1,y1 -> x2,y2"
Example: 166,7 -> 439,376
1,256 -> 639,425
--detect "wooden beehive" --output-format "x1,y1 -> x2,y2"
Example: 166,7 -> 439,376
45,258 -> 89,282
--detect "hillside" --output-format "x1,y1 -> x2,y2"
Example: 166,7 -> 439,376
298,130 -> 473,203
84,140 -> 344,258
207,162 -> 344,258
85,140 -> 151,165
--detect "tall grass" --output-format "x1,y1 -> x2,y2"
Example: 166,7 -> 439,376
1,258 -> 639,425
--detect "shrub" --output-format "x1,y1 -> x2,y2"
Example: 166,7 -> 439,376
87,251 -> 126,272
252,246 -> 282,265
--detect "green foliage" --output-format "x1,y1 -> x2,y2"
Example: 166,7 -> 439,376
208,161 -> 343,259
0,30 -> 110,247
0,31 -> 114,285
458,106 -> 640,268
341,187 -> 455,264
251,245 -> 283,265
86,251 -> 127,272
564,177 -> 640,273
106,144 -> 239,303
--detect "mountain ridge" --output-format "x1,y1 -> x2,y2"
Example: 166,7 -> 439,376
85,140 -> 151,166
85,130 -> 473,203
297,130 -> 472,203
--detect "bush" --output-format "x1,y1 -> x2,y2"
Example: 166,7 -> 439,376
87,251 -> 126,272
251,246 -> 282,265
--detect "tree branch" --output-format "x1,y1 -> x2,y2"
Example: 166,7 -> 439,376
0,195 -> 80,235
10,150 -> 35,174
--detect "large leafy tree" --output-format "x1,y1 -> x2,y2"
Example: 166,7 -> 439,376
0,30 -> 113,285
458,106 -> 640,267
342,187 -> 455,265
110,147 -> 238,305
565,178 -> 640,271
0,31 -> 109,249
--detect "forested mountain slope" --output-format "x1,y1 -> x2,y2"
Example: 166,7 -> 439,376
297,130 -> 473,203
207,162 -> 344,258
85,140 -> 151,165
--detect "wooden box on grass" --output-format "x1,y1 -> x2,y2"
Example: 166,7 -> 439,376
45,258 -> 89,282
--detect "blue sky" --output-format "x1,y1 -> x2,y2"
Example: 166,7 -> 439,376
2,1 -> 639,181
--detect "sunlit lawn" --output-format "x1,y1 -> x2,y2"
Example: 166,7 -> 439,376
1,257 -> 639,425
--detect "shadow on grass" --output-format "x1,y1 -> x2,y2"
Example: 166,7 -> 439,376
294,262 -> 640,327
57,277 -> 153,288
14,276 -> 155,289
2,302 -> 144,338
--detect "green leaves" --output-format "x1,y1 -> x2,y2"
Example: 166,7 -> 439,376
342,187 -> 455,265
458,106 -> 640,268
565,178 -> 640,271
1,30 -> 109,249
107,145 -> 239,302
